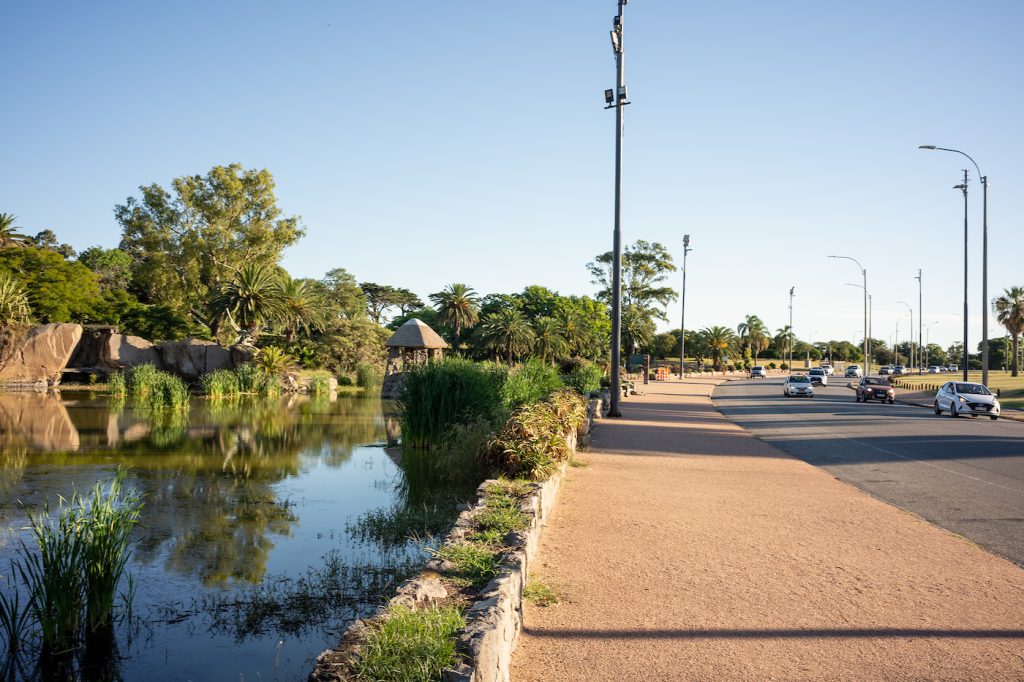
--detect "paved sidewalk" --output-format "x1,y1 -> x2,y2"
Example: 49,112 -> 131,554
510,378 -> 1024,681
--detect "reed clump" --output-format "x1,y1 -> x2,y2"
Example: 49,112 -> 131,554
501,358 -> 564,409
200,364 -> 284,399
353,604 -> 466,682
108,364 -> 191,409
0,468 -> 143,662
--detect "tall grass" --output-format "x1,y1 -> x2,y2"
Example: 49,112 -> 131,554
2,468 -> 143,658
354,604 -> 465,682
399,359 -> 507,450
108,364 -> 191,409
356,362 -> 382,389
501,358 -> 564,408
200,364 -> 283,399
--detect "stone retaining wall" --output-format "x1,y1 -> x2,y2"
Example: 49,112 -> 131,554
310,398 -> 602,682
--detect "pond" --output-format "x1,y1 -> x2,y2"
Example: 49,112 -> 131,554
0,390 -> 456,681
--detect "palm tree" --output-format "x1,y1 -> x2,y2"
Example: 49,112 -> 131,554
532,317 -> 568,364
481,308 -> 535,363
215,263 -> 286,343
738,314 -> 769,365
622,307 -> 653,357
430,283 -> 480,353
0,273 -> 31,326
994,286 -> 1024,377
700,326 -> 736,371
0,213 -> 29,249
278,277 -> 330,343
773,326 -> 793,362
555,309 -> 589,358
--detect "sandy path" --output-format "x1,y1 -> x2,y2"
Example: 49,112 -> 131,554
510,378 -> 1024,681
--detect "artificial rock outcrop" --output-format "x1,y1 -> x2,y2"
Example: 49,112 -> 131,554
0,323 -> 83,388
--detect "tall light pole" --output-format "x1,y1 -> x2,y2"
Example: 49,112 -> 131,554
954,171 -> 969,381
788,287 -> 795,373
844,283 -> 871,372
915,269 -> 923,373
898,300 -> 914,370
679,234 -> 692,380
920,145 -> 987,384
606,0 -> 631,417
829,255 -> 868,379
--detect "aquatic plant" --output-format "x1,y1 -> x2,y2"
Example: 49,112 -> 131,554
308,370 -> 335,396
107,370 -> 127,398
354,604 -> 466,682
118,364 -> 191,409
201,368 -> 240,399
255,346 -> 296,376
399,359 -> 507,450
356,362 -> 382,388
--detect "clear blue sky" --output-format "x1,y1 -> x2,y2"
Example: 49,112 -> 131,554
3,0 -> 1021,351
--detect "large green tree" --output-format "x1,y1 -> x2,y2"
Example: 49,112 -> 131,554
116,164 -> 304,335
994,285 -> 1024,376
699,326 -> 736,371
480,308 -> 534,363
0,247 -> 101,322
738,315 -> 769,365
0,213 -> 29,248
587,240 -> 678,321
322,268 -> 366,320
77,246 -> 133,291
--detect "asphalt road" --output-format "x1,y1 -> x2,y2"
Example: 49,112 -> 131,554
713,376 -> 1024,566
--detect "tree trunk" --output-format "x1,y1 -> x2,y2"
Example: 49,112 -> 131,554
1013,334 -> 1020,377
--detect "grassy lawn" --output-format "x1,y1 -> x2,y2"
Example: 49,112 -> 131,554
891,371 -> 1024,409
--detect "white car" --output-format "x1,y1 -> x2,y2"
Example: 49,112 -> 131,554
808,368 -> 828,386
933,381 -> 1000,420
749,366 -> 767,378
928,366 -> 942,374
947,365 -> 959,372
784,374 -> 814,398
844,365 -> 862,378
819,364 -> 835,376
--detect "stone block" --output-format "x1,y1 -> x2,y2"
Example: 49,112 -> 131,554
0,323 -> 82,386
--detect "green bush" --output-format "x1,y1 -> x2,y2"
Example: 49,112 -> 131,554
118,364 -> 190,410
561,360 -> 604,396
768,362 -> 777,369
337,375 -> 354,387
356,362 -> 383,388
354,604 -> 465,682
780,363 -> 789,370
400,359 -> 507,450
488,390 -> 586,480
502,359 -> 563,409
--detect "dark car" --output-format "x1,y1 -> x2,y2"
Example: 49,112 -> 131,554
856,377 -> 895,404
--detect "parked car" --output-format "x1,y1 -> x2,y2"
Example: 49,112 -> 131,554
856,377 -> 895,403
947,365 -> 959,372
819,364 -> 835,376
749,366 -> 767,378
784,374 -> 814,398
928,365 -> 942,374
893,365 -> 907,376
933,381 -> 1000,420
808,368 -> 828,386
879,365 -> 895,376
844,365 -> 862,378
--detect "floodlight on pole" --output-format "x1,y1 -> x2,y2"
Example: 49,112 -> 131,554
679,235 -> 692,380
605,0 -> 631,417
920,144 -> 988,384
828,255 -> 869,378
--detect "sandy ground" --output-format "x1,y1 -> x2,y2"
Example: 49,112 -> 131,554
510,378 -> 1024,681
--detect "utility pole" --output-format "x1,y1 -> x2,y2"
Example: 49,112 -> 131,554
605,0 -> 630,417
955,170 -> 969,381
915,269 -> 922,373
679,234 -> 692,380
788,287 -> 794,373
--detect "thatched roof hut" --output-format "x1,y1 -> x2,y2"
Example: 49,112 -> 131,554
385,319 -> 449,350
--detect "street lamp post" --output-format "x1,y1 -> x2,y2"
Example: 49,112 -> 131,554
829,255 -> 868,379
924,321 -> 938,368
606,0 -> 631,418
788,287 -> 794,373
898,300 -> 914,371
915,269 -> 923,373
920,145 -> 988,384
679,234 -> 692,380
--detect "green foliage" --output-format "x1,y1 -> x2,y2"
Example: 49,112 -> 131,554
215,263 -> 287,342
354,604 -> 465,682
312,317 -> 390,377
0,246 -> 101,322
523,580 -> 560,607
322,267 -> 366,320
471,486 -> 529,543
0,272 -> 31,326
107,371 -> 127,398
430,283 -> 480,353
4,469 -> 142,655
77,246 -> 132,291
200,363 -> 287,399
502,359 -> 564,409
356,362 -> 382,388
278,276 -> 331,343
116,164 -> 304,334
0,213 -> 30,248
308,370 -> 335,396
480,308 -> 535,363
488,390 -> 586,480
588,239 -> 677,321
255,346 -> 296,376
120,364 -> 191,409
399,359 -> 507,450
561,359 -> 604,395
431,543 -> 501,588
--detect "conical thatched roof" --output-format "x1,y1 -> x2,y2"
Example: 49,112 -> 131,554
385,318 -> 449,349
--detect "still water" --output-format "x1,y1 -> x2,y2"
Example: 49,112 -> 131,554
0,390 -> 438,681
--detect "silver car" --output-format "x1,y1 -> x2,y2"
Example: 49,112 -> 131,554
784,374 -> 814,398
749,366 -> 767,378
933,381 -> 1000,420
808,368 -> 828,386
